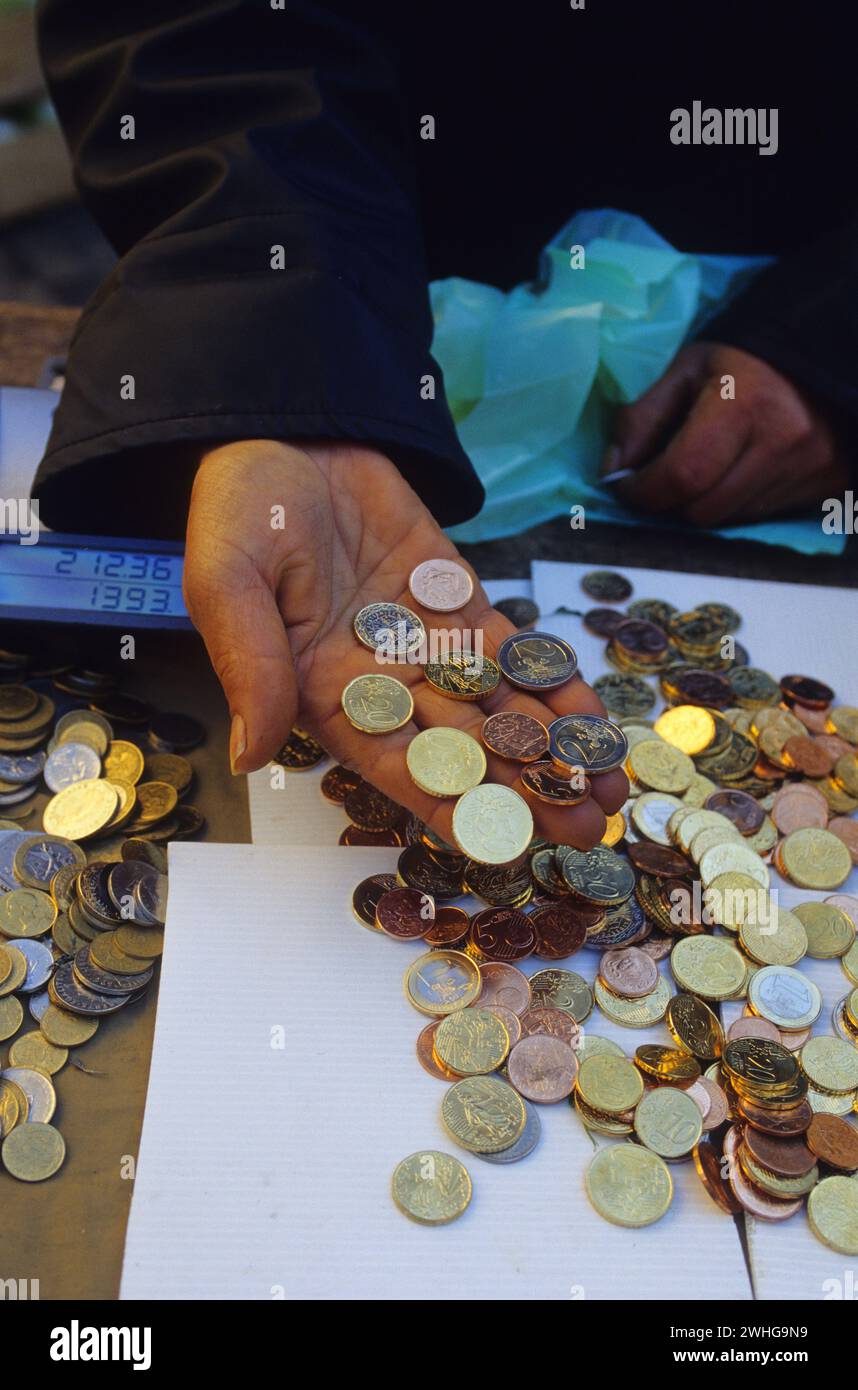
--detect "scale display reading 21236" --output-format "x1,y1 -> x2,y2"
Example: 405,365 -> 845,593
0,535 -> 192,629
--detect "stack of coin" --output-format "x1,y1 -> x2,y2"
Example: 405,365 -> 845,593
0,655 -> 209,1183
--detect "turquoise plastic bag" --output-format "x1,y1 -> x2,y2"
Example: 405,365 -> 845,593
434,209 -> 843,555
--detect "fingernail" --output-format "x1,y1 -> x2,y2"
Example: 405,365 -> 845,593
229,713 -> 246,775
600,444 -> 623,477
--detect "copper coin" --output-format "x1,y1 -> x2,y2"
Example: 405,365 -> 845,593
727,1016 -> 782,1045
530,901 -> 589,960
671,669 -> 734,709
338,824 -> 403,847
480,711 -> 549,763
695,1077 -> 730,1130
352,873 -> 398,929
476,962 -> 532,1015
782,735 -> 837,778
722,1125 -> 802,1220
704,789 -> 765,834
518,1005 -> 580,1048
829,817 -> 858,864
408,558 -> 473,612
469,907 -> 536,963
770,784 -> 829,833
825,893 -> 858,928
778,1026 -> 812,1052
791,703 -> 831,733
693,1140 -> 743,1215
423,904 -> 470,947
780,674 -> 834,709
507,1034 -> 578,1103
743,1126 -> 816,1178
320,765 -> 362,804
806,1113 -> 858,1171
520,762 -> 591,806
375,887 -> 435,939
483,1004 -> 522,1048
598,945 -> 658,998
397,844 -> 465,900
343,782 -> 402,831
685,1080 -> 713,1124
736,1094 -> 813,1137
416,1021 -> 461,1080
627,843 -> 691,878
583,608 -> 627,637
813,733 -> 855,762
636,930 -> 674,961
613,618 -> 668,660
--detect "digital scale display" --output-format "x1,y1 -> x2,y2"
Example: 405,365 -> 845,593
0,534 -> 192,629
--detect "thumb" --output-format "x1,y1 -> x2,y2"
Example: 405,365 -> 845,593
184,561 -> 299,774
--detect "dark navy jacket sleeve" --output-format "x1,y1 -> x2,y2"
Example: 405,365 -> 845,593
33,0 -> 483,536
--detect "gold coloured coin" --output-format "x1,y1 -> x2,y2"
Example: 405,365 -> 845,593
705,872 -> 769,932
593,974 -> 672,1027
576,1054 -> 643,1113
634,1043 -> 701,1085
585,1144 -> 673,1227
628,741 -> 695,793
340,674 -> 414,734
0,994 -> 24,1041
8,1031 -> 68,1075
808,1087 -> 855,1116
125,780 -> 178,828
0,1077 -> 23,1136
529,968 -> 593,1022
114,925 -> 165,959
653,705 -> 716,755
391,1150 -> 472,1224
39,1005 -> 99,1047
404,950 -> 482,1016
441,1075 -> 526,1153
406,727 -> 486,797
739,907 -> 808,967
424,653 -> 501,701
794,901 -> 854,959
698,841 -> 769,890
807,1175 -> 858,1254
1,1121 -> 65,1181
451,783 -> 533,865
780,827 -> 852,890
827,707 -> 858,744
434,1008 -> 510,1075
0,887 -> 57,939
665,994 -> 724,1060
0,944 -> 27,996
103,740 -> 145,785
800,1036 -> 858,1095
42,779 -> 119,840
670,936 -> 747,1000
634,1086 -> 703,1158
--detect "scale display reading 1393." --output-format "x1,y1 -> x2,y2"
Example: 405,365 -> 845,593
0,534 -> 192,629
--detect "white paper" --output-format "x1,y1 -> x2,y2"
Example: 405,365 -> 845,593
532,558 -> 858,1299
120,843 -> 752,1301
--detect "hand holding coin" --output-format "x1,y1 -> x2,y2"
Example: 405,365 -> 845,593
185,440 -> 627,848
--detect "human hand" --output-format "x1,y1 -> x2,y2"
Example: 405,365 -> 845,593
184,439 -> 627,849
602,343 -> 849,525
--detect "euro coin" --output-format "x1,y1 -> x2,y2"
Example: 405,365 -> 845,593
341,674 -> 414,734
480,711 -> 548,762
594,974 -> 672,1027
585,1144 -> 673,1227
406,727 -> 486,796
451,783 -> 533,865
39,1005 -> 99,1047
391,1150 -> 472,1224
807,1175 -> 858,1254
577,1053 -> 643,1113
547,713 -> 629,774
42,779 -> 119,840
408,559 -> 474,612
1,1121 -> 65,1182
628,741 -> 695,793
404,950 -> 482,1016
779,827 -> 852,890
434,1008 -> 510,1074
507,1034 -> 578,1102
423,653 -> 500,701
670,936 -> 747,1000
800,1036 -> 858,1094
496,632 -> 578,691
441,1074 -> 526,1153
653,705 -> 716,755
0,887 -> 56,939
8,1030 -> 68,1075
634,1086 -> 703,1158
353,602 -> 425,655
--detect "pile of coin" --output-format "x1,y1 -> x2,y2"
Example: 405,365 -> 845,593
286,566 -> 858,1242
0,661 -> 206,1183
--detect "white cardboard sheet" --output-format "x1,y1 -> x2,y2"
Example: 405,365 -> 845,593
120,844 -> 752,1300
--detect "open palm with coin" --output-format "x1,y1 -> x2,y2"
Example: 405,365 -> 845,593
184,439 -> 628,849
